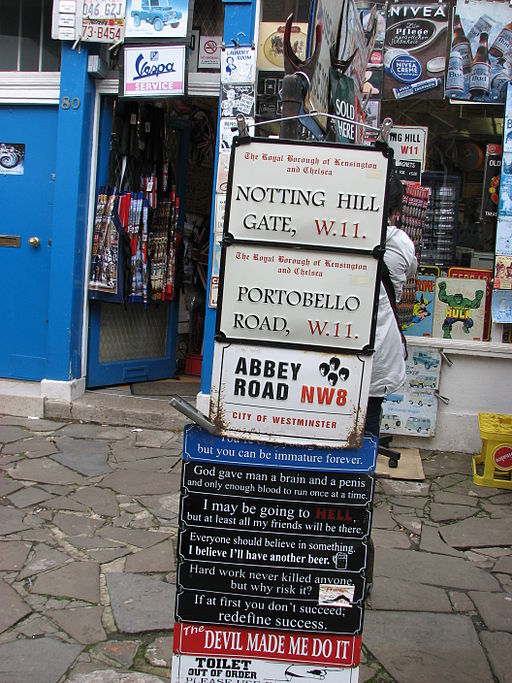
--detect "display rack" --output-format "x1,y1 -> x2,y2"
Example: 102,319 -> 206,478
420,173 -> 460,271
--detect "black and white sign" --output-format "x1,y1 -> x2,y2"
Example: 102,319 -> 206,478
209,343 -> 372,447
224,139 -> 390,251
217,243 -> 378,352
182,462 -> 373,505
181,493 -> 371,538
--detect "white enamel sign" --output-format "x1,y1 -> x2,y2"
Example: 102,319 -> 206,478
217,243 -> 378,352
210,342 -> 372,447
225,136 -> 389,252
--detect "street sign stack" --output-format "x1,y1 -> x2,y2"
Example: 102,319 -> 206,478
173,137 -> 392,682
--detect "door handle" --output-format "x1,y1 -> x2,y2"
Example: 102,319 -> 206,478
28,236 -> 40,248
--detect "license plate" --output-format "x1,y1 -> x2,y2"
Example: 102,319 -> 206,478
82,1 -> 125,19
81,18 -> 123,42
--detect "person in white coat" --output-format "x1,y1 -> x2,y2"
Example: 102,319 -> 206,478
364,172 -> 418,441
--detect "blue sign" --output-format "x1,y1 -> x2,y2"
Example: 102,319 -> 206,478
183,425 -> 377,473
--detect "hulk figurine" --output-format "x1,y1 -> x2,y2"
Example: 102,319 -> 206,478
438,281 -> 484,339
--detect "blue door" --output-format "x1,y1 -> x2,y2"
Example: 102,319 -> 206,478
0,106 -> 57,379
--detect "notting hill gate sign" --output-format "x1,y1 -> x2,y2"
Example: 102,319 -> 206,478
173,136 -> 393,683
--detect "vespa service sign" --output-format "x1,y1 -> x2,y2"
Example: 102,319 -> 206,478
123,44 -> 186,97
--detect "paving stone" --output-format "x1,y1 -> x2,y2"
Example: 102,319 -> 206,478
429,503 -> 478,522
97,527 -> 171,548
51,437 -> 112,476
391,514 -> 422,536
57,424 -> 132,440
47,606 -> 106,644
64,535 -> 124,550
433,490 -> 478,507
19,528 -> 55,543
85,548 -> 132,563
448,591 -> 476,613
372,529 -> 411,549
430,473 -> 469,490
0,416 -> 66,432
18,544 -> 72,580
110,445 -> 177,462
3,436 -> 59,458
32,561 -> 100,603
0,426 -> 30,443
374,548 -> 501,591
379,480 -> 430,496
0,540 -> 32,570
71,487 -> 120,517
386,496 -> 428,509
43,496 -> 88,512
7,486 -> 54,508
480,631 -> 512,683
146,635 -> 172,668
0,579 -> 32,633
490,492 -> 512,505
116,456 -> 177,472
0,475 -> 24,497
68,670 -> 166,683
15,614 -> 59,638
480,501 -> 512,518
7,457 -> 85,485
0,637 -> 83,683
106,573 -> 175,633
422,452 -> 473,477
369,576 -> 452,612
91,640 -> 140,667
125,540 -> 175,573
464,550 -> 495,569
135,430 -> 179,447
0,506 -> 31,535
363,611 -> 493,683
439,517 -> 512,549
493,555 -> 512,574
53,512 -> 105,537
136,493 -> 181,521
468,591 -> 512,630
419,525 -> 465,558
371,505 -> 396,530
98,470 -> 181,495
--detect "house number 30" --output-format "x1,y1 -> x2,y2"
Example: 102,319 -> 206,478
61,96 -> 81,110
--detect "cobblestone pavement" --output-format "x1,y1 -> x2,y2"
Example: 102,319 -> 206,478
0,412 -> 511,683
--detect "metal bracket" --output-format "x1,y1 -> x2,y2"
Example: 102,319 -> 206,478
440,351 -> 453,366
434,390 -> 450,405
169,396 -> 217,434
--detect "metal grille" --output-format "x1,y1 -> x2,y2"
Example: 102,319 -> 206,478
192,0 -> 224,36
99,303 -> 170,362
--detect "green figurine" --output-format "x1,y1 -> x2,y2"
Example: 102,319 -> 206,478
438,281 -> 484,339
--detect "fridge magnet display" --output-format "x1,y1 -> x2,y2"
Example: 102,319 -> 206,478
480,143 -> 502,220
124,0 -> 189,39
0,143 -> 25,175
496,216 -> 512,256
221,46 -> 256,84
381,349 -> 441,438
382,2 -> 450,101
122,44 -> 186,97
257,22 -> 308,71
447,0 -> 512,103
432,276 -> 486,339
198,35 -> 221,69
492,289 -> 512,323
494,255 -> 512,289
221,83 -> 255,118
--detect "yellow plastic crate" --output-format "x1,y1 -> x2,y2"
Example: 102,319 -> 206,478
473,413 -> 512,490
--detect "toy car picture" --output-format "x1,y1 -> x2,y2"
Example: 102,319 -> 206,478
125,0 -> 187,37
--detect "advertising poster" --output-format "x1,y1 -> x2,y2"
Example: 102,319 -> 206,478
257,22 -> 308,71
447,0 -> 512,104
171,655 -> 358,683
432,276 -> 486,340
382,2 -> 449,101
380,348 -> 441,438
122,45 -> 186,97
448,266 -> 493,340
480,144 -> 502,220
209,342 -> 372,447
174,623 -> 362,667
124,0 -> 189,39
221,47 -> 256,84
0,143 -> 25,175
402,275 -> 435,337
199,35 -> 221,69
221,84 -> 255,118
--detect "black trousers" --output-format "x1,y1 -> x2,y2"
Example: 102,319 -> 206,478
363,396 -> 384,595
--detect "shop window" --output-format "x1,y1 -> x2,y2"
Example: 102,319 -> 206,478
0,0 -> 60,72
